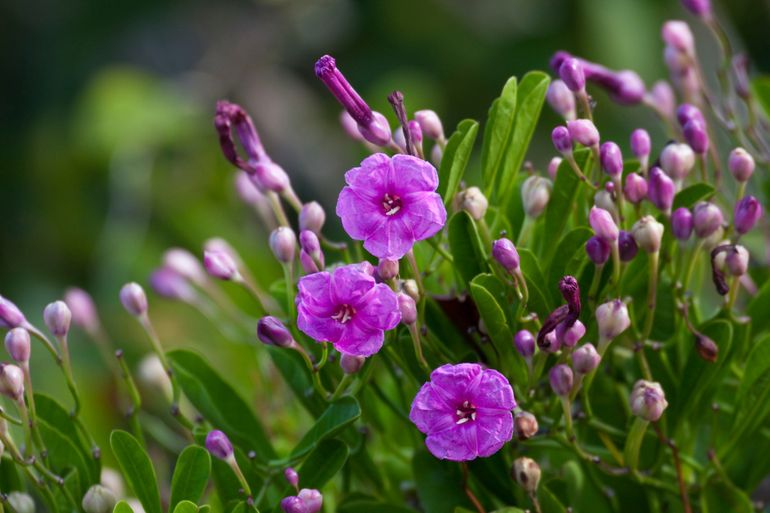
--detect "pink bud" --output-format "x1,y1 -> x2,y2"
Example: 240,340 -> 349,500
299,202 -> 326,235
340,353 -> 365,374
567,119 -> 600,147
4,328 -> 31,363
163,248 -> 207,286
43,301 -> 72,338
0,363 -> 24,401
572,343 -> 601,374
728,148 -> 755,182
269,227 -> 297,264
119,283 -> 148,317
589,207 -> 619,242
414,110 -> 444,140
64,288 -> 99,333
398,293 -> 417,325
203,250 -> 240,281
549,364 -> 574,396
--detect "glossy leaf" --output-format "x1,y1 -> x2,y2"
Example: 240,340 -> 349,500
291,396 -> 360,458
173,501 -> 200,513
298,439 -> 349,489
700,474 -> 753,513
267,346 -> 327,417
170,445 -> 211,510
113,501 -> 135,513
448,211 -> 488,287
751,76 -> 770,120
481,77 -> 517,194
547,227 -> 593,290
672,183 -> 715,210
748,279 -> 770,336
519,248 -> 553,308
732,333 -> 770,442
413,450 -> 472,513
439,119 -> 480,205
110,430 -> 162,513
38,419 -> 90,496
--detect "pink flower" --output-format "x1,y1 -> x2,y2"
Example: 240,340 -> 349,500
409,363 -> 516,461
296,263 -> 400,356
336,153 -> 447,259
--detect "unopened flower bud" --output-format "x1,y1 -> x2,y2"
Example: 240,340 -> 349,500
100,468 -> 125,497
7,493 -> 35,513
514,330 -> 536,358
556,320 -> 586,348
340,353 -> 366,374
600,141 -> 623,177
358,111 -> 392,147
586,236 -> 611,265
137,354 -> 171,398
572,343 -> 601,374
398,293 -> 417,326
430,143 -> 443,167
695,334 -> 718,362
547,157 -> 562,180
120,283 -> 148,317
521,176 -> 552,218
549,364 -> 574,396
589,207 -> 619,242
281,489 -> 323,513
540,330 -> 560,353
596,299 -> 631,341
647,167 -> 675,214
82,484 -> 117,513
251,161 -> 290,193
44,300 -> 72,338
64,287 -> 99,333
546,80 -> 576,121
457,186 -> 488,220
299,231 -> 323,262
693,201 -> 724,238
5,328 -> 31,363
377,259 -> 399,281
0,363 -> 24,401
671,207 -> 694,240
649,80 -> 676,119
205,430 -> 234,461
414,110 -> 444,140
257,316 -> 295,348
204,250 -> 240,281
567,119 -> 600,147
512,457 -> 541,494
284,467 -> 300,488
299,202 -> 326,234
492,238 -> 520,273
662,21 -> 695,55
630,380 -> 668,422
683,119 -> 709,154
513,411 -> 539,440
732,54 -> 751,100
0,295 -> 26,329
623,173 -> 648,204
270,227 -> 297,263
630,129 -> 651,161
402,280 -> 420,302
618,230 -> 638,261
559,58 -> 586,92
163,248 -> 207,286
676,103 -> 705,126
632,216 -> 665,253
660,143 -> 695,180
339,111 -> 364,142
150,268 -> 196,301
214,100 -> 269,172
682,0 -> 712,19
728,148 -> 755,182
734,195 -> 763,235
725,245 -> 749,276
551,126 -> 573,154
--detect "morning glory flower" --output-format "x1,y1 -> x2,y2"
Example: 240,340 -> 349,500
409,363 -> 515,461
296,262 -> 400,356
336,153 -> 447,260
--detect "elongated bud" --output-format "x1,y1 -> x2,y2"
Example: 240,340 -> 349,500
414,110 -> 444,140
567,119 -> 600,147
546,80 -> 576,121
270,227 -> 297,263
647,167 -> 675,214
430,143 -> 443,167
150,268 -> 196,301
671,207 -> 694,240
695,334 -> 718,362
492,238 -> 520,273
734,195 -> 763,235
596,299 -> 630,340
725,245 -> 749,276
676,103 -> 705,126
623,173 -> 648,204
44,300 -> 72,338
572,343 -> 601,374
163,248 -> 207,286
683,119 -> 709,154
660,142 -> 695,180
662,21 -> 695,55
513,411 -> 539,440
205,430 -> 234,460
630,380 -> 668,422
589,207 -> 619,242
214,100 -> 269,172
120,283 -> 148,317
732,54 -> 751,100
235,171 -> 269,210
340,353 -> 365,374
137,354 -> 171,399
284,467 -> 300,488
204,250 -> 240,281
549,364 -> 574,396
682,0 -> 712,19
586,236 -> 611,265
600,142 -> 623,177
299,202 -> 326,234
377,259 -> 399,281
630,129 -> 651,161
521,176 -> 552,218
7,493 -> 35,513
257,317 -> 295,348
551,126 -> 573,154
205,237 -> 245,266
728,148 -> 755,182
556,319 -> 585,348
82,485 -> 117,513
0,363 -> 24,401
0,295 -> 26,329
456,186 -> 488,220
514,330 -> 535,358
560,276 -> 581,317
547,157 -> 562,180
618,230 -> 638,261
693,201 -> 724,238
5,328 -> 30,363
559,58 -> 586,92
397,293 -> 417,326
550,51 -> 645,105
648,80 -> 676,118
512,457 -> 541,494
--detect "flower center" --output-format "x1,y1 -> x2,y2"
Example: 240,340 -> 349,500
455,400 -> 477,425
331,304 -> 356,324
382,193 -> 402,216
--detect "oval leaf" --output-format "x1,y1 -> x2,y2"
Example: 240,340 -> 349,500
291,396 -> 360,458
438,119 -> 479,205
110,430 -> 162,513
448,211 -> 489,287
170,445 -> 211,510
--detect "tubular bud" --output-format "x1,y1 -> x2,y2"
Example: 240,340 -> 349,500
257,317 -> 295,348
0,363 -> 24,401
163,248 -> 207,286
547,157 -> 563,180
270,227 -> 297,264
64,287 -> 100,333
551,126 -> 573,154
514,330 -> 536,358
632,216 -> 665,253
662,20 -> 695,55
725,245 -> 749,276
683,119 -> 709,154
682,0 -> 712,19
120,283 -> 148,317
492,238 -> 520,274
203,250 -> 240,281
398,293 -> 417,325
630,129 -> 651,161
377,259 -> 399,282
414,110 -> 444,140
82,485 -> 117,513
600,141 -> 623,177
589,206 -> 619,242
648,80 -> 676,118
0,295 -> 26,329
734,195 -> 763,235
284,467 -> 300,488
556,319 -> 586,348
623,172 -> 648,204
695,334 -> 718,362
660,142 -> 696,180
647,167 -> 675,214
150,268 -> 196,302
546,80 -> 577,120
456,186 -> 489,221
559,58 -> 586,92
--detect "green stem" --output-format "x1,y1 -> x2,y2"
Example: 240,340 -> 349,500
267,191 -> 290,227
115,350 -> 146,446
406,249 -> 425,297
330,374 -> 354,402
21,363 -> 46,458
641,252 -> 659,343
623,417 -> 649,472
408,324 -> 430,374
293,345 -> 330,399
229,457 -> 253,497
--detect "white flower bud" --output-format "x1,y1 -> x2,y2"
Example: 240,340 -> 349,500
521,175 -> 552,218
456,186 -> 488,220
44,300 -> 72,338
82,484 -> 117,513
596,299 -> 630,342
631,216 -> 664,253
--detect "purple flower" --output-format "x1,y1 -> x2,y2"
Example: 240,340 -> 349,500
409,363 -> 515,461
336,154 -> 446,259
586,236 -> 611,265
205,430 -> 234,460
734,195 -> 763,235
296,263 -> 400,356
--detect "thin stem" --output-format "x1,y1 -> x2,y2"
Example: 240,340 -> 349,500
461,462 -> 487,513
641,252 -> 659,342
115,350 -> 146,446
652,423 -> 692,513
565,154 -> 596,188
588,264 -> 605,306
330,374 -> 354,402
229,457 -> 253,497
267,191 -> 290,227
55,334 -> 81,416
20,362 -> 46,458
407,324 -> 430,374
406,250 -> 425,297
292,345 -> 331,399
611,242 -> 621,294
282,263 -> 296,324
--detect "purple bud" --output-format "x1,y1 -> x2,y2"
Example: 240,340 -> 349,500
683,119 -> 709,154
676,103 -> 705,126
203,250 -> 240,281
299,231 -> 323,263
414,110 -> 444,140
632,216 -> 665,253
662,21 -> 695,55
647,167 -> 675,213
214,101 -> 269,172
546,80 -> 577,121
5,328 -> 31,363
284,468 -> 299,488
589,206 -> 619,242
671,207 -> 694,240
560,276 -> 581,316
0,296 -> 26,330
572,343 -> 601,374
549,364 -> 574,396
681,0 -> 712,19
280,497 -> 305,513
551,126 -> 573,154
630,380 -> 668,422
163,248 -> 207,286
315,55 -> 376,138
205,430 -> 234,460
377,259 -> 399,281
150,268 -> 196,301
269,227 -> 297,264
540,330 -> 561,353
340,353 -> 366,374
357,111 -> 392,147
555,319 -> 586,348
398,293 -> 417,325
251,162 -> 290,193
728,148 -> 755,182
586,236 -> 611,265
734,195 -> 763,235
514,330 -> 536,358
513,411 -> 539,440
339,111 -> 364,142
732,54 -> 751,100
660,143 -> 695,180
618,231 -> 639,262
559,58 -> 586,92
608,70 -> 647,105
120,283 -> 148,317
567,119 -> 600,147
299,252 -> 319,274
725,245 -> 749,276
693,201 -> 724,238
64,288 -> 99,333
547,157 -> 562,180
299,202 -> 326,234
521,176 -> 552,218
600,142 -> 623,177
0,363 -> 24,401
492,238 -> 520,273
257,316 -> 295,348
407,120 -> 423,145
299,489 -> 323,513
649,80 -> 676,118
596,299 -> 630,340
623,173 -> 648,204
630,129 -> 651,160
43,301 -> 71,338
695,334 -> 718,362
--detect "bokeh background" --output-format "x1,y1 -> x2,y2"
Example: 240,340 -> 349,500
1,0 -> 769,472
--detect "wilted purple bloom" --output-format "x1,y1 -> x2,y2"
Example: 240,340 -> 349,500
550,51 -> 646,105
409,363 -> 515,461
336,154 -> 446,260
671,207 -> 694,240
734,195 -> 763,235
618,230 -> 639,261
214,100 -> 269,173
647,167 -> 675,213
296,263 -> 400,356
205,430 -> 234,460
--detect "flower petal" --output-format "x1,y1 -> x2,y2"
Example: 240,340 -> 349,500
337,187 -> 385,241
330,264 -> 376,306
425,423 -> 479,461
363,217 -> 415,259
475,410 -> 513,457
428,363 -> 481,405
344,153 -> 393,200
469,369 -> 516,411
356,283 -> 400,330
402,191 -> 447,241
297,304 -> 343,344
391,154 -> 439,194
335,321 -> 384,356
409,383 -> 456,434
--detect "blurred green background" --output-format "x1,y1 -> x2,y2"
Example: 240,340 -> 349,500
0,0 -> 768,472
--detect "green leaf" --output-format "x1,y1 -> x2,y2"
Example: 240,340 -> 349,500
168,349 -> 276,461
267,346 -> 326,417
491,509 -> 527,513
547,227 -> 593,289
481,77 -> 517,194
38,419 -> 91,496
700,473 -> 753,513
538,485 -> 568,513
412,450 -> 472,513
298,439 -> 349,489
751,76 -> 770,120
113,500 -> 135,513
170,445 -> 211,510
519,248 -> 553,308
291,396 -> 360,458
448,211 -> 489,287
173,501 -> 200,513
672,182 -> 715,210
733,333 -> 770,442
110,430 -> 162,513
748,279 -> 770,336
339,501 -> 416,513
0,455 -> 23,492
438,119 -> 480,205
